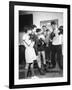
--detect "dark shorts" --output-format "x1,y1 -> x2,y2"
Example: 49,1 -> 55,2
37,45 -> 45,51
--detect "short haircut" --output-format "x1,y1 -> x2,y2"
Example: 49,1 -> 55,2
58,26 -> 63,34
46,29 -> 50,32
31,24 -> 37,29
36,28 -> 41,33
24,25 -> 31,33
42,25 -> 46,28
51,21 -> 56,25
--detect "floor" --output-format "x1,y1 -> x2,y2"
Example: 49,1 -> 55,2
19,62 -> 63,79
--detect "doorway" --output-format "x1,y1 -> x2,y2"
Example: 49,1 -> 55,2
19,14 -> 33,32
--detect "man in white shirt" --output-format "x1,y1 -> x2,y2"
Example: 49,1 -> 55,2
51,24 -> 63,69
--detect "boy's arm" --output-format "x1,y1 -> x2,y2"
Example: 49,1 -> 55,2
30,41 -> 35,47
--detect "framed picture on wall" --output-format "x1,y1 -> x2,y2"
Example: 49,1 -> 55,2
9,1 -> 70,89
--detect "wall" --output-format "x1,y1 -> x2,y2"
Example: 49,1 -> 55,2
20,11 -> 63,27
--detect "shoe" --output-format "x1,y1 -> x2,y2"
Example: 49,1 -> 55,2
38,68 -> 45,75
43,64 -> 49,72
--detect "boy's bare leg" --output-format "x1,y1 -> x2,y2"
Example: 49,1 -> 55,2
31,63 -> 35,77
25,63 -> 29,78
37,52 -> 45,75
37,52 -> 41,68
42,51 -> 49,72
42,51 -> 46,65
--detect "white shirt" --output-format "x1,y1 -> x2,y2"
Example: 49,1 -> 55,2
52,34 -> 63,45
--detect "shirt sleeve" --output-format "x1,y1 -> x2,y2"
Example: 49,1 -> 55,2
61,35 -> 63,44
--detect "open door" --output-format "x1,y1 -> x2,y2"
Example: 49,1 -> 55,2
19,14 -> 33,32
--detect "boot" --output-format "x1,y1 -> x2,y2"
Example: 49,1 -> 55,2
37,66 -> 45,75
41,64 -> 46,73
31,68 -> 35,77
43,64 -> 49,72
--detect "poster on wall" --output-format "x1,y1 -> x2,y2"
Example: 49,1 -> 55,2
9,1 -> 70,89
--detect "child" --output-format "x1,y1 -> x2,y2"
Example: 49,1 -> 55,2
36,28 -> 48,73
51,25 -> 63,69
31,25 -> 45,75
44,29 -> 52,68
42,25 -> 51,61
30,24 -> 38,55
42,25 -> 53,68
23,26 -> 37,78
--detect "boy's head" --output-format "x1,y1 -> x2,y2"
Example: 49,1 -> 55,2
31,24 -> 37,33
36,28 -> 42,35
24,25 -> 32,34
42,25 -> 47,31
58,26 -> 63,35
51,21 -> 57,30
53,26 -> 63,35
